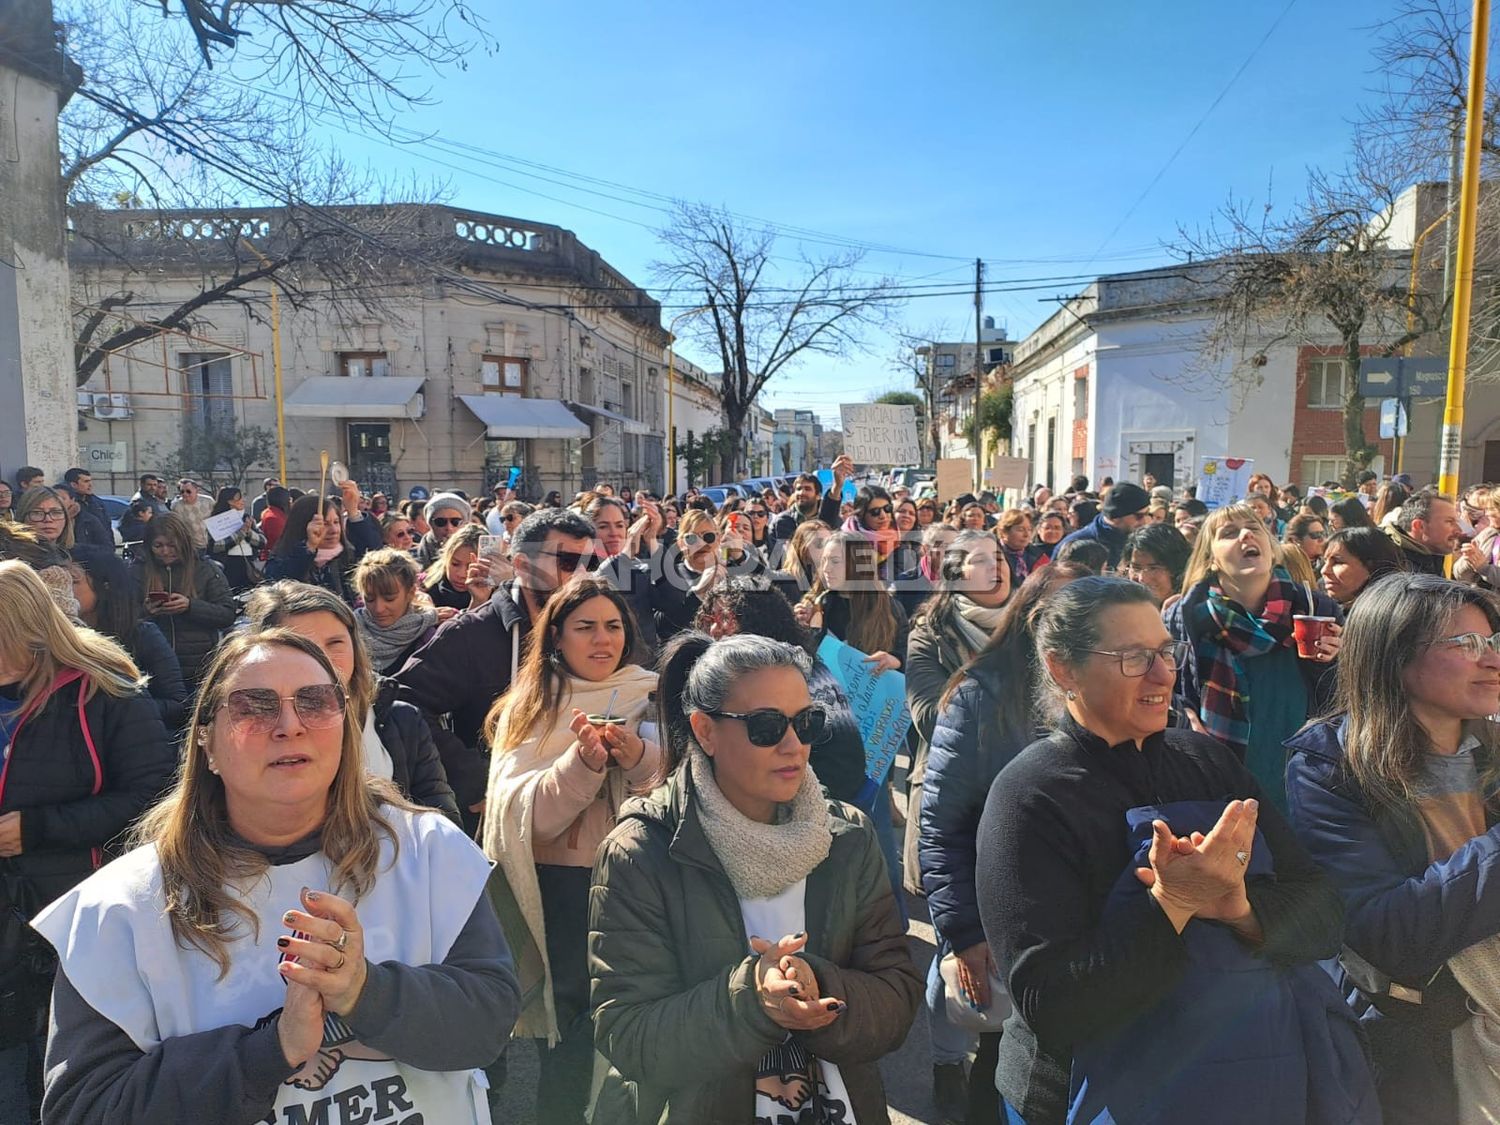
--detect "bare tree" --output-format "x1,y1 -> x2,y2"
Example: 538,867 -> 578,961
654,202 -> 902,479
890,323 -> 951,466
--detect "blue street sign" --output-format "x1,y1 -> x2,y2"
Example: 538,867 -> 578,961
1379,398 -> 1407,439
1358,356 -> 1447,399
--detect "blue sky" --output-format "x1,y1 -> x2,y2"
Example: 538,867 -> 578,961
237,0 -> 1437,422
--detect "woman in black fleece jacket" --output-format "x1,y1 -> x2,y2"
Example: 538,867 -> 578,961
974,577 -> 1371,1125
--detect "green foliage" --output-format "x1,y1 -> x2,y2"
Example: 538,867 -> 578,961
672,427 -> 738,488
874,390 -> 924,412
141,420 -> 277,492
968,386 -> 1012,448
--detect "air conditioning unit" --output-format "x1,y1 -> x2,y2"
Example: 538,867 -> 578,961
92,393 -> 133,420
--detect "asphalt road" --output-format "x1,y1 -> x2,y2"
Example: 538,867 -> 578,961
486,890 -> 946,1125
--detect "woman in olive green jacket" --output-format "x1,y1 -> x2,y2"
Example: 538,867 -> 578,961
588,632 -> 920,1125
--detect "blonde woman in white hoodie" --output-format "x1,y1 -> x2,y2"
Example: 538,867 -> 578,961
481,574 -> 657,1125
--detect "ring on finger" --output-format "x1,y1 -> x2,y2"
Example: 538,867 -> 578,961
332,951 -> 347,970
332,929 -> 350,953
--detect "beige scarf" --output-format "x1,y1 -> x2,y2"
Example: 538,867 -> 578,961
688,746 -> 832,900
482,663 -> 658,1043
950,595 -> 1006,656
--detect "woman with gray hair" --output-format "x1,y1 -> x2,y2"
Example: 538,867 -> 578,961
1286,574 -> 1500,1123
975,576 -> 1368,1124
588,632 -> 920,1125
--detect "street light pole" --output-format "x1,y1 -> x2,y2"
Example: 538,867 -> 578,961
1438,0 -> 1490,496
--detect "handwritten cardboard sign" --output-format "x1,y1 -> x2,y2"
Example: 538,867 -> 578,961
840,403 -> 921,466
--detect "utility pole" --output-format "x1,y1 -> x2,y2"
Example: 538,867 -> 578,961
973,257 -> 985,491
1438,0 -> 1490,496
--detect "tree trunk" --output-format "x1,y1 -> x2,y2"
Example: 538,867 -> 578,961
1341,333 -> 1373,488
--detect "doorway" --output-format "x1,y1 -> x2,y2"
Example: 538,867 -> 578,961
1484,441 -> 1500,484
1141,452 -> 1175,489
348,424 -> 395,496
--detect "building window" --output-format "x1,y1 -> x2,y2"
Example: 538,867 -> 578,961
1300,457 -> 1346,485
340,351 -> 390,378
936,353 -> 956,369
180,353 -> 234,438
481,355 -> 528,394
1306,358 -> 1346,409
987,347 -> 1010,365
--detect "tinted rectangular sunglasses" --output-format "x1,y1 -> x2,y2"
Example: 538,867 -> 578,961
218,684 -> 347,735
702,705 -> 828,747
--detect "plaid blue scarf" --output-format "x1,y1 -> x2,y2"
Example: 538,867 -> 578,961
1189,569 -> 1300,752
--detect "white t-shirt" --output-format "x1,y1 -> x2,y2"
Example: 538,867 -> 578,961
34,807 -> 494,1125
739,880 -> 859,1125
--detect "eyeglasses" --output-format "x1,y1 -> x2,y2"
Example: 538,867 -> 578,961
1124,563 -> 1171,579
544,549 -> 599,574
503,513 -> 521,523
682,531 -> 718,547
747,510 -> 767,518
1085,641 -> 1189,678
866,504 -> 892,517
1297,531 -> 1327,541
703,705 -> 829,747
25,508 -> 66,523
430,516 -> 465,528
1438,632 -> 1500,660
217,684 -> 347,735
390,529 -> 414,541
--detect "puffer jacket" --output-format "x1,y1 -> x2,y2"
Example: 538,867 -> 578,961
0,672 -> 174,908
370,676 -> 460,825
588,768 -> 920,1125
919,662 -> 1037,955
903,603 -> 977,894
128,558 -> 237,687
1285,716 -> 1498,1124
125,619 -> 188,732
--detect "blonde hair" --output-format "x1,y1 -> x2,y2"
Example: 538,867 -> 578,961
14,486 -> 74,550
135,629 -> 419,977
1180,503 -> 1285,590
0,560 -> 142,714
354,547 -> 419,602
1280,543 -> 1316,588
784,521 -> 831,588
424,523 -> 485,592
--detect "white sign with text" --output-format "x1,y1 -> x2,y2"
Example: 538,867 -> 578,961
840,404 -> 921,466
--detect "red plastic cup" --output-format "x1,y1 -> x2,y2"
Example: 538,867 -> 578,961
1292,615 -> 1336,658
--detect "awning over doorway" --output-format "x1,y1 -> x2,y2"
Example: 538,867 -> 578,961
284,376 -> 426,419
457,394 -> 590,439
567,400 -> 650,436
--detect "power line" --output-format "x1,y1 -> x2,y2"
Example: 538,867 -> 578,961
1086,0 -> 1301,263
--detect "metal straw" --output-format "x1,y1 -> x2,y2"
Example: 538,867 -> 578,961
604,689 -> 619,721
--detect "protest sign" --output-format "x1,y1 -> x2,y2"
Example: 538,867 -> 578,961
816,632 -> 912,808
1197,456 -> 1255,510
204,508 -> 248,543
936,458 -> 974,499
987,456 -> 1030,491
840,403 -> 921,466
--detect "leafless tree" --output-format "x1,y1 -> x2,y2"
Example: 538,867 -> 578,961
890,322 -> 951,466
654,202 -> 902,479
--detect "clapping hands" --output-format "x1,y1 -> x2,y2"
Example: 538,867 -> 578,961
750,933 -> 846,1031
1134,799 -> 1260,935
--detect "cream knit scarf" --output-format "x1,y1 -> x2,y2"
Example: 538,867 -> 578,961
688,746 -> 832,900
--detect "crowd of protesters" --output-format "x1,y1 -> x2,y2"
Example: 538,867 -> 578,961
6,455 -> 1500,1125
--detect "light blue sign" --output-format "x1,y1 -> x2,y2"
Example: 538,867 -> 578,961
816,632 -> 913,805
815,468 -> 859,503
1378,398 -> 1407,440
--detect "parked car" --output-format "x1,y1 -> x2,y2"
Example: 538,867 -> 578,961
98,494 -> 130,550
700,484 -> 745,506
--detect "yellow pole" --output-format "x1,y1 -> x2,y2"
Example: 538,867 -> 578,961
1438,0 -> 1490,497
1402,209 -> 1453,473
270,284 -> 287,484
239,237 -> 287,482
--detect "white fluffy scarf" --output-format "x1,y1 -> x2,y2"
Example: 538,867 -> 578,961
688,746 -> 832,900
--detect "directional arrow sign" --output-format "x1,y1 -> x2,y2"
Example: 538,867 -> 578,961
1358,363 -> 1397,394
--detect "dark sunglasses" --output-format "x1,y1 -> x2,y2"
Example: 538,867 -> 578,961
703,705 -> 828,747
390,528 -> 414,540
1299,531 -> 1327,540
747,509 -> 767,518
866,504 -> 892,516
502,513 -> 521,523
546,549 -> 600,574
218,684 -> 346,735
430,516 -> 465,528
682,531 -> 718,547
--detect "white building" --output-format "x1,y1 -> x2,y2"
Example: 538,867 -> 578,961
666,353 -> 727,491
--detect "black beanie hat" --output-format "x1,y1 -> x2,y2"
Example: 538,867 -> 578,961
1102,482 -> 1150,520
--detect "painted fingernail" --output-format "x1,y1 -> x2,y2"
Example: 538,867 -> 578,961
829,1001 -> 847,1013
790,984 -> 802,995
276,937 -> 290,948
303,888 -> 320,901
794,932 -> 805,940
282,911 -> 296,926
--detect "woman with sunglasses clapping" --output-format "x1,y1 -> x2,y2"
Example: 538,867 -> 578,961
482,576 -> 657,1125
653,509 -> 764,641
36,628 -> 518,1125
588,632 -> 920,1125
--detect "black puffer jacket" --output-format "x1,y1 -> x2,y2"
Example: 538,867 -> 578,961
370,676 -> 460,825
128,558 -> 237,687
125,620 -> 189,733
0,672 -> 174,908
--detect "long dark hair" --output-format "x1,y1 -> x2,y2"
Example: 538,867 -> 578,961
941,562 -> 1091,728
918,529 -> 1011,631
1123,523 -> 1191,594
210,487 -> 242,517
1336,573 -> 1500,811
140,513 -> 200,592
484,574 -> 639,749
805,531 -> 900,655
853,485 -> 892,531
70,545 -> 142,645
1325,525 -> 1406,602
275,495 -> 328,557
